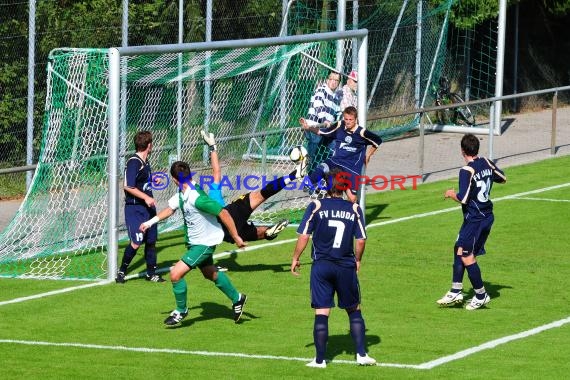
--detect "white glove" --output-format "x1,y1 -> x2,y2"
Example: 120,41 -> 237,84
201,130 -> 217,151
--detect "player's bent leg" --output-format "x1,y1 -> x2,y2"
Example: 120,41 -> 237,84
170,260 -> 191,282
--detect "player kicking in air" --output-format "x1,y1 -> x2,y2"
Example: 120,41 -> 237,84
199,130 -> 305,244
437,133 -> 506,310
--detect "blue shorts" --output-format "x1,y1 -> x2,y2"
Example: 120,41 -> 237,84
456,214 -> 494,256
124,204 -> 157,245
310,260 -> 360,309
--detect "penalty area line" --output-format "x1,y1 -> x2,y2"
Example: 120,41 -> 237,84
0,280 -> 112,307
416,315 -> 570,369
0,338 -> 418,368
2,182 -> 569,308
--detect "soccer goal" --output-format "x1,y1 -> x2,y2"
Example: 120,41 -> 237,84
0,30 -> 368,281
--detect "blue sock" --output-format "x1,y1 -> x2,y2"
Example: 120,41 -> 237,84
144,243 -> 157,275
308,165 -> 325,187
119,244 -> 137,273
451,251 -> 465,292
313,314 -> 329,364
348,310 -> 366,356
466,262 -> 485,299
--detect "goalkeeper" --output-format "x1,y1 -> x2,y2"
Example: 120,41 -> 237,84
300,106 -> 382,203
199,130 -> 307,244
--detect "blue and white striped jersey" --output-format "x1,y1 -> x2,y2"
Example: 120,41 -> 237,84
307,84 -> 341,124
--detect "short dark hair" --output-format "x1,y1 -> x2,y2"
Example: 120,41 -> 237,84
327,70 -> 341,80
343,106 -> 357,118
134,131 -> 152,152
461,133 -> 479,156
170,161 -> 192,185
326,168 -> 346,197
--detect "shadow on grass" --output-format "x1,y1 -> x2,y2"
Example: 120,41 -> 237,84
365,203 -> 389,222
461,281 -> 513,304
303,331 -> 381,361
216,251 -> 289,273
162,301 -> 258,328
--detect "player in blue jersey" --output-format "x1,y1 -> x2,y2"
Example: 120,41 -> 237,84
291,169 -> 376,368
116,130 -> 165,284
437,133 -> 506,310
300,106 -> 382,202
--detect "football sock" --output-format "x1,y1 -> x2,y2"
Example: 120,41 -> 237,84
313,314 -> 329,364
466,262 -> 485,297
450,282 -> 463,293
308,166 -> 325,187
214,271 -> 240,303
348,310 -> 367,356
474,286 -> 487,300
260,176 -> 290,199
119,244 -> 137,273
452,251 -> 465,286
144,243 -> 157,275
172,279 -> 188,312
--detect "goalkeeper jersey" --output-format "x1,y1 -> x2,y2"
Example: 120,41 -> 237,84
167,182 -> 224,246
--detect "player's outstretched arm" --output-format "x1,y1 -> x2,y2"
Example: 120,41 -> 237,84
201,130 -> 222,183
139,207 -> 175,232
218,208 -> 246,248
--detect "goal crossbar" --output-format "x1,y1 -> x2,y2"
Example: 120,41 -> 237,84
107,29 -> 369,280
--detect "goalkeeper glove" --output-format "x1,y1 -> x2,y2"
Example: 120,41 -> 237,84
201,130 -> 217,152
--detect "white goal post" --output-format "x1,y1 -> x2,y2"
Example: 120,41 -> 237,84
107,30 -> 369,281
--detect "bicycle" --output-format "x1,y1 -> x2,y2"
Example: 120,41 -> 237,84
433,76 -> 475,126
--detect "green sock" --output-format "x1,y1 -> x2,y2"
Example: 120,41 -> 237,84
214,271 -> 239,303
172,279 -> 187,312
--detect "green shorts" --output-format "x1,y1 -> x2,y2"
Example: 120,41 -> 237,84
181,244 -> 216,269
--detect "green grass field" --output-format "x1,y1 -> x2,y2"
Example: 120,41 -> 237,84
1,156 -> 569,379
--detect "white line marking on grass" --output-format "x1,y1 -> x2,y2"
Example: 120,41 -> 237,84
3,313 -> 570,370
0,338 -> 416,368
2,182 -> 570,370
511,197 -> 570,202
0,281 -> 112,307
2,182 -> 569,308
366,182 -> 570,229
416,316 -> 570,369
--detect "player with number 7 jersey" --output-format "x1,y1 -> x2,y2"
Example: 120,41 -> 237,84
290,168 -> 376,367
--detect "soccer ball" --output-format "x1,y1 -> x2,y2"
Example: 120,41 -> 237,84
289,145 -> 308,162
